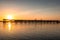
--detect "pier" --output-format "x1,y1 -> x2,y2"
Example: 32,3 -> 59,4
0,19 -> 60,24
14,20 -> 60,24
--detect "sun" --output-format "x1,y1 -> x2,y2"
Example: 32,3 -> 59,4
7,15 -> 13,20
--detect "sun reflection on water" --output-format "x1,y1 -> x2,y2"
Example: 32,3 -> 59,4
3,22 -> 13,32
8,22 -> 12,31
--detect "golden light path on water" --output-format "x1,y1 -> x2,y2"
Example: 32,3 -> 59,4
8,22 -> 12,31
3,21 -> 13,32
3,22 -> 12,32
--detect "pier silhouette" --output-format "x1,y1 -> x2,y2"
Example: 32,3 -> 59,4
14,20 -> 60,24
0,19 -> 60,24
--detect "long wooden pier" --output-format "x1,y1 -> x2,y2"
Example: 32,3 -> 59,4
0,20 -> 60,24
14,20 -> 60,23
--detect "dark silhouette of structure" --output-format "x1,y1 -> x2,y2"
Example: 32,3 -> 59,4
0,19 -> 59,24
14,20 -> 60,24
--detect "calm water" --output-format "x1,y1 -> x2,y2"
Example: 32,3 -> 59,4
0,22 -> 60,40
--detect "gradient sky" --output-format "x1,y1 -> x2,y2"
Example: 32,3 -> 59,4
0,0 -> 60,20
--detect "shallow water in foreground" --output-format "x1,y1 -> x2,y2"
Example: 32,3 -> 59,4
0,22 -> 60,40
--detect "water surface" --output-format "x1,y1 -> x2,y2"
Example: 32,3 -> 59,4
0,22 -> 60,40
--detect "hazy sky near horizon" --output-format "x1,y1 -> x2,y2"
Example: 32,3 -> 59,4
0,0 -> 60,20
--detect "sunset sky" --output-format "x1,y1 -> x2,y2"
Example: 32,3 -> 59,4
0,0 -> 60,20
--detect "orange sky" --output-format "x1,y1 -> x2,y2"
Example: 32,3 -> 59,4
0,0 -> 60,20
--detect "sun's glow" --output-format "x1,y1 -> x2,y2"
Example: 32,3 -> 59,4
7,15 -> 13,20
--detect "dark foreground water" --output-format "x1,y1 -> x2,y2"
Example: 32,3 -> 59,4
0,22 -> 60,40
